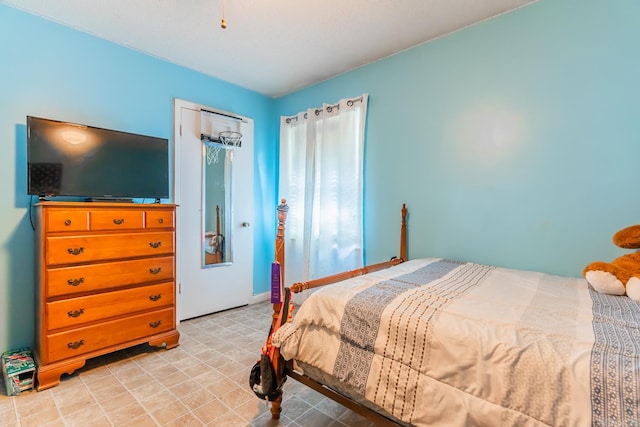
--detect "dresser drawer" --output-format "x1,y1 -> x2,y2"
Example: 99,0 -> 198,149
46,256 -> 174,298
89,209 -> 144,231
46,282 -> 174,330
146,210 -> 174,229
46,210 -> 89,233
44,308 -> 175,363
46,232 -> 175,265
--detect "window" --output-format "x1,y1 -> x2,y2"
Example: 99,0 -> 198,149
279,94 -> 369,285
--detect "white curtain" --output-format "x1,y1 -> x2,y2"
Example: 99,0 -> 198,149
279,94 -> 368,287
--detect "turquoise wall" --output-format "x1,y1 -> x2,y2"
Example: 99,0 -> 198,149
0,4 -> 277,352
276,0 -> 640,278
2,0 -> 640,353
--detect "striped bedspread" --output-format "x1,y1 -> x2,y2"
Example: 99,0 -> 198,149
273,258 -> 640,426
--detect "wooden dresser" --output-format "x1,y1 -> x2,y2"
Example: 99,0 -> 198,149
34,202 -> 180,390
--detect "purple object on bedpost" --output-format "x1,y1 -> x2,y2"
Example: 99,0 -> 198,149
271,262 -> 282,304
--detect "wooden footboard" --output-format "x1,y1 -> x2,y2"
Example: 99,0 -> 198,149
289,202 -> 407,293
268,200 -> 407,422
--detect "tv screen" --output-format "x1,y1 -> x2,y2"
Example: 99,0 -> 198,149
27,116 -> 169,200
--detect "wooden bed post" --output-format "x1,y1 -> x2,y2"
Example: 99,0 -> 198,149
270,199 -> 288,420
275,199 -> 288,285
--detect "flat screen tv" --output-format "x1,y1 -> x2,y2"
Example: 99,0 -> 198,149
27,116 -> 169,200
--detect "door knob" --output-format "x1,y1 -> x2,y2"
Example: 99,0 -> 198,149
241,222 -> 250,227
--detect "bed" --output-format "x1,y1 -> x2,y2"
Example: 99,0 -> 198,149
264,201 -> 640,426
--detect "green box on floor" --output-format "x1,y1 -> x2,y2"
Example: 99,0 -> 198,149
2,347 -> 36,396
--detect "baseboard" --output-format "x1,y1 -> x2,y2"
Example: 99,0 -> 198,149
250,291 -> 270,305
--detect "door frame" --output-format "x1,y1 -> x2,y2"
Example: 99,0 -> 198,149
172,98 -> 253,321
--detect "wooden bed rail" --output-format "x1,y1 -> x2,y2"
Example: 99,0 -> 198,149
290,258 -> 404,293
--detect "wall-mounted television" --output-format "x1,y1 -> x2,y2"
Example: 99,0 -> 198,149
27,116 -> 169,200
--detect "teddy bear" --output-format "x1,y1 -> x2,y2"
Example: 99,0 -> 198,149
583,224 -> 640,301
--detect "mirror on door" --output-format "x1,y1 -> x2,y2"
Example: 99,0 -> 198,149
201,111 -> 242,268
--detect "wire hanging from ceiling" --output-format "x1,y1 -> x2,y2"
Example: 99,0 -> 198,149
220,0 -> 227,29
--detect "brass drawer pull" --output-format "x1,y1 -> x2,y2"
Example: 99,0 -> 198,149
149,320 -> 162,328
67,247 -> 84,256
158,218 -> 164,224
113,218 -> 125,225
149,241 -> 162,249
67,308 -> 85,318
67,277 -> 85,287
149,294 -> 162,302
64,219 -> 72,226
67,340 -> 85,350
149,267 -> 162,275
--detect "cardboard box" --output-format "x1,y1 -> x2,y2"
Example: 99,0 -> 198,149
2,348 -> 36,396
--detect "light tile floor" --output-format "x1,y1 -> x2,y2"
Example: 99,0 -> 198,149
0,302 -> 376,426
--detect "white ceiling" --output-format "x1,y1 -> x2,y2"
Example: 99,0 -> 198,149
2,0 -> 537,98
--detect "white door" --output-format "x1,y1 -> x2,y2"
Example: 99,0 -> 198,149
174,99 -> 254,320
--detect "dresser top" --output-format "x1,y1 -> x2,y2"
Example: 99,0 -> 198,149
36,201 -> 177,209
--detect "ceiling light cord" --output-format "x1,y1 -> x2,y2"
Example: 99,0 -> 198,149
220,0 -> 227,29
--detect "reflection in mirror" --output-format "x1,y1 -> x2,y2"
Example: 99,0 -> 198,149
203,142 -> 233,267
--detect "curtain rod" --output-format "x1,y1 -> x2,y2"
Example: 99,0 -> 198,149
201,108 -> 246,123
283,95 -> 364,124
